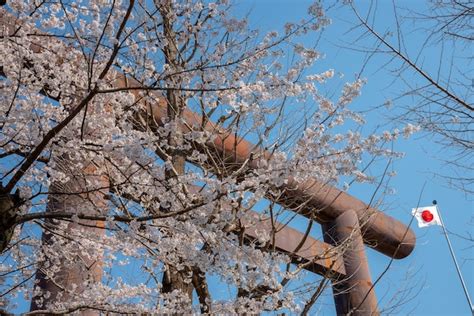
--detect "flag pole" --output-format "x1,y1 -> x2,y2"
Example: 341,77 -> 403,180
433,200 -> 474,315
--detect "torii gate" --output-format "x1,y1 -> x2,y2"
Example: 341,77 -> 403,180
0,11 -> 416,315
121,73 -> 416,314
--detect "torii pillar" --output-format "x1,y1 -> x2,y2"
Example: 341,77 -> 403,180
323,210 -> 379,315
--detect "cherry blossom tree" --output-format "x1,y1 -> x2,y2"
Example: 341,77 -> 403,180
0,0 -> 413,314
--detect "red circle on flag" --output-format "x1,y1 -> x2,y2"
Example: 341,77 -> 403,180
421,210 -> 434,222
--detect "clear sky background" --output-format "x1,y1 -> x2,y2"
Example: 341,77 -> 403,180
235,1 -> 473,315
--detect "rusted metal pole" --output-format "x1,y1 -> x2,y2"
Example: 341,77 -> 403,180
322,210 -> 379,316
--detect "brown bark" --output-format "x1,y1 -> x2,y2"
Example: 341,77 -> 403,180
0,189 -> 20,254
159,0 -> 194,307
192,267 -> 211,314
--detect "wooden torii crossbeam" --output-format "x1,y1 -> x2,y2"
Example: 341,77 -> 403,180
0,12 -> 416,315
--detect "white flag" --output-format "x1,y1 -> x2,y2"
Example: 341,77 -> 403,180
411,205 -> 442,228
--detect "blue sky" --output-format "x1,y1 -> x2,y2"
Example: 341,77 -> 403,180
237,0 -> 473,315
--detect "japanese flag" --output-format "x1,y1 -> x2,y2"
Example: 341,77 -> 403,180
412,206 -> 442,228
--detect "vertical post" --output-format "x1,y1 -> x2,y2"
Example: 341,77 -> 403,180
322,210 -> 379,316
